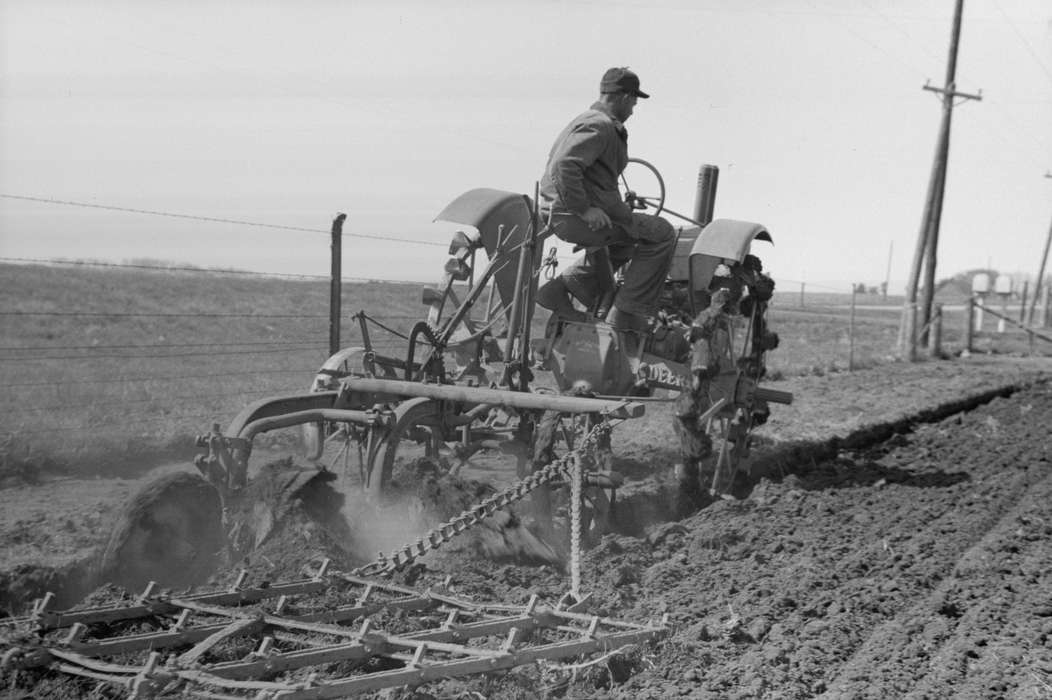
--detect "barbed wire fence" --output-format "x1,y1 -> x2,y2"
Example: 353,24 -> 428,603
0,198 -> 450,472
0,253 -> 889,477
2,198 -> 1047,474
767,276 -> 1051,374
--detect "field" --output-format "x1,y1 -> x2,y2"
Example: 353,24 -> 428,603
6,261 -> 1043,476
1,261 -> 1051,698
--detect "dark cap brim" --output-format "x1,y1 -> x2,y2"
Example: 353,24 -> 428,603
635,89 -> 650,99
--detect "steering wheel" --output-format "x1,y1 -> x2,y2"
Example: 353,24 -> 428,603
619,158 -> 666,217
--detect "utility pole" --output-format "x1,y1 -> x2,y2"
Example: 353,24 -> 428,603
900,0 -> 981,360
1026,172 -> 1052,326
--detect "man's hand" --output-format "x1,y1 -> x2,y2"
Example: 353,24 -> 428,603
580,206 -> 612,231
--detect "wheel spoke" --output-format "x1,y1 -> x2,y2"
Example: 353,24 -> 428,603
618,158 -> 666,216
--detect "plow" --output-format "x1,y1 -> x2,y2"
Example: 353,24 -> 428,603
1,161 -> 792,696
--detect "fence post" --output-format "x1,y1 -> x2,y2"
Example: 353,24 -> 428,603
1042,284 -> 1050,328
1018,280 -> 1028,324
927,303 -> 942,357
329,213 -> 347,357
848,286 -> 857,371
799,282 -> 805,308
903,302 -> 918,362
964,296 -> 974,354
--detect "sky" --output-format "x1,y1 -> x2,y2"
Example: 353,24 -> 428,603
1,0 -> 1050,293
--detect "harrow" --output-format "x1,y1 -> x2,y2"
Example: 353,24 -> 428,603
1,562 -> 668,698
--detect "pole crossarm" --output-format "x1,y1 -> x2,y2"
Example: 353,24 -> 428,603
922,82 -> 983,102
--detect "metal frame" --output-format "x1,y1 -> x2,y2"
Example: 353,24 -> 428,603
2,564 -> 668,698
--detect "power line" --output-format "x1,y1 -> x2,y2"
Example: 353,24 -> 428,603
801,0 -> 933,83
0,194 -> 447,247
990,0 -> 1052,86
856,0 -> 945,66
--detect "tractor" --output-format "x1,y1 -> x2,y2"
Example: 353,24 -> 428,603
98,160 -> 791,590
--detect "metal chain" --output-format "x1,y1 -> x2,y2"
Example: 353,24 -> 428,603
569,451 -> 582,600
350,419 -> 612,579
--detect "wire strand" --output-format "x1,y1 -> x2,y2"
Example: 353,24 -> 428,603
0,308 -> 426,321
0,256 -> 331,280
0,387 -> 295,415
990,0 -> 1052,86
0,345 -> 327,362
0,337 -> 410,359
0,368 -> 315,388
0,193 -> 448,247
9,412 -> 227,436
0,340 -> 328,351
0,310 -> 328,319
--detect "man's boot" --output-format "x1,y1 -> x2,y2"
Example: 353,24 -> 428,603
537,278 -> 588,322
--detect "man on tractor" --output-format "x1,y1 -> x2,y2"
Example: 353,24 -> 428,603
536,67 -> 676,334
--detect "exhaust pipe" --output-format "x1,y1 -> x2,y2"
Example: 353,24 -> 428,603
691,164 -> 719,227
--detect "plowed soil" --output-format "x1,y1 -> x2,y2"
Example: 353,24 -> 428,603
1,355 -> 1050,698
392,358 -> 1052,699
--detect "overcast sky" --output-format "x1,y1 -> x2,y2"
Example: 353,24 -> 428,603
1,0 -> 1050,292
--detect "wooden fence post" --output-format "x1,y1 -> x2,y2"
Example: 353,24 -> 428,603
964,296 -> 974,354
1018,280 -> 1028,324
848,286 -> 857,371
799,282 -> 805,308
927,303 -> 942,357
1042,284 -> 1050,328
903,302 -> 918,362
329,213 -> 347,357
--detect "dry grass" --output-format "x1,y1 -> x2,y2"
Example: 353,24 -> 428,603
0,263 -> 424,474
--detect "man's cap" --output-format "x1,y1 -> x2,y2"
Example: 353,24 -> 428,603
599,67 -> 649,99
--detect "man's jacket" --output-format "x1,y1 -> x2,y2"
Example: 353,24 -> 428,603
540,102 -> 633,225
